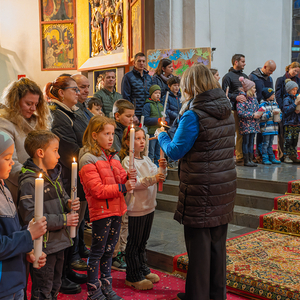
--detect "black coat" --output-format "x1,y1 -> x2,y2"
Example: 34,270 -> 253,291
222,67 -> 248,110
275,74 -> 300,110
174,89 -> 236,228
50,101 -> 87,200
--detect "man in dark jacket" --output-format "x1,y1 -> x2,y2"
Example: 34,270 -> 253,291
222,54 -> 248,166
249,60 -> 276,162
121,52 -> 153,120
93,70 -> 122,117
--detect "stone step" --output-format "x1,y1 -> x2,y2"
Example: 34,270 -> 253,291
231,205 -> 269,229
235,188 -> 279,211
156,193 -> 178,213
158,180 -> 179,196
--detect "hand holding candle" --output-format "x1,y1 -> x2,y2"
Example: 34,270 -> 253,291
33,174 -> 44,268
70,158 -> 78,238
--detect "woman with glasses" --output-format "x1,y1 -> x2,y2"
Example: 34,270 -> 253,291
0,77 -> 51,203
45,75 -> 88,295
275,62 -> 300,162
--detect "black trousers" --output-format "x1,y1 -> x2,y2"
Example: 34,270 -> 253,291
184,224 -> 228,300
31,250 -> 64,300
125,212 -> 154,282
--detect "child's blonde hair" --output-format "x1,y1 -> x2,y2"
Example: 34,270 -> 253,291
246,88 -> 255,98
119,126 -> 146,161
82,115 -> 116,156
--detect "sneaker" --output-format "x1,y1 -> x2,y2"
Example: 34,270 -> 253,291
101,279 -> 123,300
125,279 -> 153,290
284,157 -> 293,163
112,253 -> 126,271
145,272 -> 160,283
87,281 -> 106,300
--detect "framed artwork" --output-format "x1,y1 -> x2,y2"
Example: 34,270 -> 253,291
39,0 -> 77,70
130,0 -> 144,61
93,68 -> 117,93
147,47 -> 211,77
76,0 -> 129,71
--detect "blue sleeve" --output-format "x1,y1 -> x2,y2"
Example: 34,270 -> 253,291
0,229 -> 33,260
142,103 -> 159,126
283,96 -> 296,117
121,74 -> 132,102
158,110 -> 199,161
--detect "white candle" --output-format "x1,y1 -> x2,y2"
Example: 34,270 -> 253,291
129,125 -> 135,194
145,134 -> 149,156
140,116 -> 144,128
70,158 -> 77,238
163,91 -> 169,116
33,173 -> 44,268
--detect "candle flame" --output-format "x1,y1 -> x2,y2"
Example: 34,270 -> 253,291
73,157 -> 76,162
131,124 -> 134,128
39,173 -> 42,178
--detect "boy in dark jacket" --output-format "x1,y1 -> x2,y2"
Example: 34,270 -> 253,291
0,131 -> 47,299
112,99 -> 135,153
142,85 -> 170,167
18,130 -> 80,299
162,76 -> 182,125
282,79 -> 300,163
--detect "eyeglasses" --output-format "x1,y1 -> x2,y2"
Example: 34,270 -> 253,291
64,87 -> 80,93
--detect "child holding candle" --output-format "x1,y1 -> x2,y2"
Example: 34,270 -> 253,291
237,77 -> 261,167
282,79 -> 300,163
0,131 -> 47,300
142,85 -> 169,167
119,126 -> 167,290
18,130 -> 80,299
79,115 -> 136,300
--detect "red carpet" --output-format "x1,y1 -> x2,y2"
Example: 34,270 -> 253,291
26,268 -> 248,299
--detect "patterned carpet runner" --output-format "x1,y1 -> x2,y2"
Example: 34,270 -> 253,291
172,178 -> 300,299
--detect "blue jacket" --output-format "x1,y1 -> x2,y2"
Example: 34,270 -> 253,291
152,75 -> 169,99
275,74 -> 300,110
121,68 -> 153,119
0,180 -> 33,297
283,94 -> 300,126
259,100 -> 280,135
162,89 -> 182,125
249,68 -> 273,103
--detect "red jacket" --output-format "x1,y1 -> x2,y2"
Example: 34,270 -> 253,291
79,148 -> 127,222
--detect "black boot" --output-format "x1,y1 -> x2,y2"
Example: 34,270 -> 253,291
59,277 -> 81,294
243,153 -> 255,167
249,153 -> 258,167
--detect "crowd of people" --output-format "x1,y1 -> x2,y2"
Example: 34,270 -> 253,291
0,50 -> 297,300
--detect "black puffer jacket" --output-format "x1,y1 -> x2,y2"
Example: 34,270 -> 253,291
50,100 -> 87,200
222,67 -> 248,110
174,89 -> 236,228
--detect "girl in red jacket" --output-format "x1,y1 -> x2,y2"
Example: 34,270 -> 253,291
79,116 -> 136,300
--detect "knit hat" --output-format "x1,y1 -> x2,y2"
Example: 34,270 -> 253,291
262,87 -> 275,100
285,79 -> 299,93
239,77 -> 255,92
0,131 -> 14,155
149,84 -> 161,97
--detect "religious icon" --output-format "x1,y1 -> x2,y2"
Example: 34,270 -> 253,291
42,23 -> 76,70
89,0 -> 124,56
42,0 -> 74,21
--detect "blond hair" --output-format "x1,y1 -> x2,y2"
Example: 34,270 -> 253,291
180,63 -> 220,104
1,78 -> 51,131
119,126 -> 146,161
82,115 -> 116,156
246,88 -> 255,98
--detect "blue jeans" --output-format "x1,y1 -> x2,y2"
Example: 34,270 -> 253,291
88,216 -> 122,286
261,135 -> 275,156
0,289 -> 24,300
148,134 -> 160,167
242,133 -> 255,154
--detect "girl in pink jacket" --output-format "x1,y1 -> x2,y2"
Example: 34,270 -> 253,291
79,116 -> 136,300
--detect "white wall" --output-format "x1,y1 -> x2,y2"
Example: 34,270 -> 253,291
155,0 -> 292,82
0,0 -> 77,97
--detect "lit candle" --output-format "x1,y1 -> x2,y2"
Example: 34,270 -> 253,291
140,115 -> 144,128
145,134 -> 149,156
33,173 -> 44,268
129,125 -> 135,194
70,158 -> 77,238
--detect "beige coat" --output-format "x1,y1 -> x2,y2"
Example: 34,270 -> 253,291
0,110 -> 37,203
